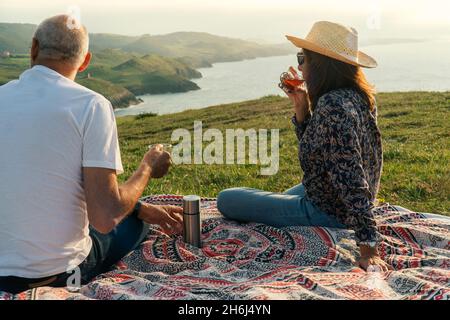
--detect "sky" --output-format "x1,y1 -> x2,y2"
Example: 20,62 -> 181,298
1,0 -> 449,43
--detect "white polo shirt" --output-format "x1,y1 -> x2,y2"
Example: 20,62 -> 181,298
0,65 -> 123,278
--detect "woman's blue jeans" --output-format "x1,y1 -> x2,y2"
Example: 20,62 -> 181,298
217,184 -> 346,229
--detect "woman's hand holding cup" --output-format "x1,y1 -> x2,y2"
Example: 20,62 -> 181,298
279,66 -> 310,123
285,86 -> 310,122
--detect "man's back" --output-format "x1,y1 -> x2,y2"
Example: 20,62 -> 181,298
0,65 -> 122,278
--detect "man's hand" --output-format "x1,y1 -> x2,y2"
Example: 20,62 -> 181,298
138,203 -> 183,235
358,245 -> 392,272
143,144 -> 172,178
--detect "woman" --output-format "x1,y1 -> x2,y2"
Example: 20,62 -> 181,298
217,21 -> 391,272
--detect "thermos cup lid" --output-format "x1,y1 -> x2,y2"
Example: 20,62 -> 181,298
183,195 -> 201,214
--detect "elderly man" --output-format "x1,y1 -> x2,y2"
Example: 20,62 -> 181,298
0,15 -> 183,293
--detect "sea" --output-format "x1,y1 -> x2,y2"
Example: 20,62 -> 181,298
114,39 -> 450,117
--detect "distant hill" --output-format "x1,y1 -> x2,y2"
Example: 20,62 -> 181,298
0,23 -> 35,53
88,33 -> 138,52
0,23 -> 293,66
117,32 -> 293,67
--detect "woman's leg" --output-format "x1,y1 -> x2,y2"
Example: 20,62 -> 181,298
217,187 -> 346,229
283,183 -> 306,196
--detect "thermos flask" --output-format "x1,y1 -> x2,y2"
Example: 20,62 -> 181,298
183,195 -> 202,248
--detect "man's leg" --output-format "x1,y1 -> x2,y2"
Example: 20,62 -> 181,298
0,210 -> 149,292
78,212 -> 150,284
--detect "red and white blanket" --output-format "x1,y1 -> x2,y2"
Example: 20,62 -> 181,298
1,195 -> 449,300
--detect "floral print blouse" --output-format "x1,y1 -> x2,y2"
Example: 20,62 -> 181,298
292,87 -> 383,244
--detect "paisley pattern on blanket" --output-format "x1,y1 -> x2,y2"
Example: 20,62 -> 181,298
1,195 -> 449,300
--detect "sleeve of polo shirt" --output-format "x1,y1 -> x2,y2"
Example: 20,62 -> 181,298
82,97 -> 124,174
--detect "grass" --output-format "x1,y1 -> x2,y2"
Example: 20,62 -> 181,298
0,56 -> 29,84
116,91 -> 450,215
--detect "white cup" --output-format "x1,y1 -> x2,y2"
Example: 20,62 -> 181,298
148,143 -> 173,155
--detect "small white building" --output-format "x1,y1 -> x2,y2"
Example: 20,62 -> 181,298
0,51 -> 11,58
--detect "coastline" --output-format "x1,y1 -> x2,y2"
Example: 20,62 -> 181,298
112,53 -> 294,110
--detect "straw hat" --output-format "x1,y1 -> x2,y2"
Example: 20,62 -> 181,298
286,21 -> 377,68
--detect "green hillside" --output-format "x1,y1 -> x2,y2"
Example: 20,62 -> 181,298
76,77 -> 141,108
89,48 -> 138,67
0,50 -> 202,108
0,54 -> 141,108
79,51 -> 202,95
0,23 -> 294,108
116,92 -> 450,215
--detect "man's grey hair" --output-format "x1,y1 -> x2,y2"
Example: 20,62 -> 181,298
34,15 -> 89,65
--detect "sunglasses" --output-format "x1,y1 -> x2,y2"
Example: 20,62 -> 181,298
297,52 -> 305,66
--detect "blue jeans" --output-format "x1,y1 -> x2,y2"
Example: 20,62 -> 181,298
0,210 -> 149,294
217,184 -> 346,229
78,213 -> 150,284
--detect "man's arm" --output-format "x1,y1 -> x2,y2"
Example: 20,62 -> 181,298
83,145 -> 170,234
83,162 -> 150,234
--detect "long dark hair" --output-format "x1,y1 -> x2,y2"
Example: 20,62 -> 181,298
303,49 -> 376,111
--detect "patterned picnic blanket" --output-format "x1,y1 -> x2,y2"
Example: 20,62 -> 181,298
1,195 -> 449,300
